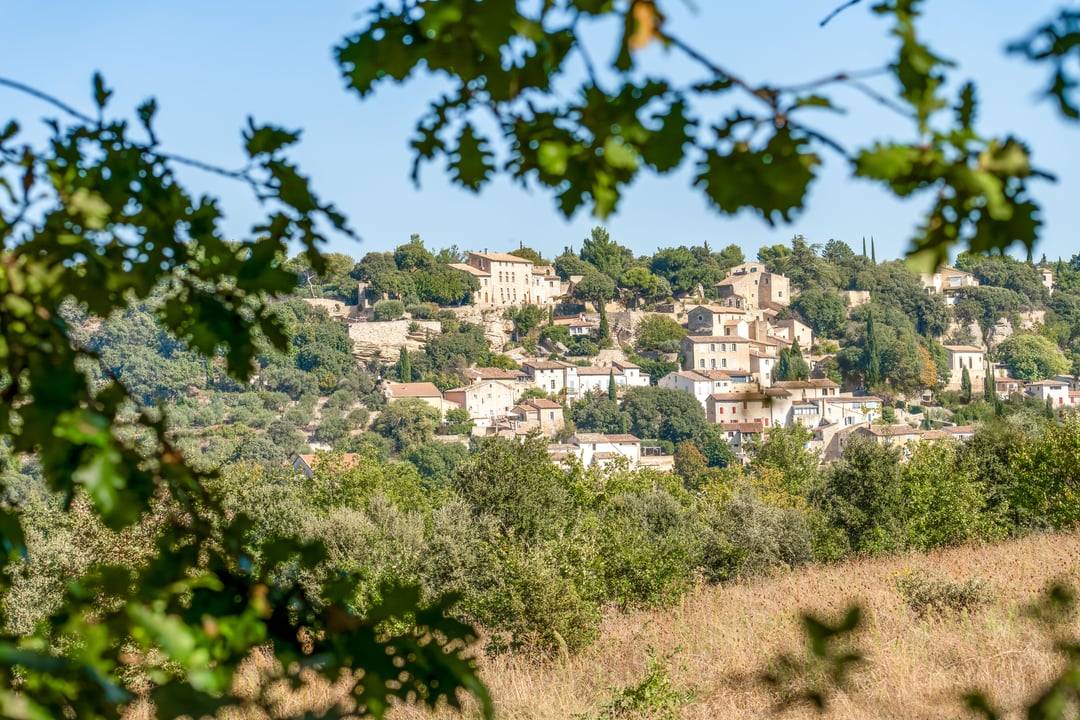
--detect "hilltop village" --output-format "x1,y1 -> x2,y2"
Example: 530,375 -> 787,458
278,232 -> 1078,473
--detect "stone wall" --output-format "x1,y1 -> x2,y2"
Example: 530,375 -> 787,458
347,319 -> 442,365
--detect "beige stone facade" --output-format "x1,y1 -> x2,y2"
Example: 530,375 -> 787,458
449,251 -> 563,307
715,262 -> 791,310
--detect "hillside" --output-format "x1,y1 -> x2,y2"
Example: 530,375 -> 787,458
410,531 -> 1079,720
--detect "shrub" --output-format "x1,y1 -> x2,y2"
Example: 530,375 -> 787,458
372,299 -> 405,321
593,650 -> 694,720
405,302 -> 439,319
895,570 -> 992,617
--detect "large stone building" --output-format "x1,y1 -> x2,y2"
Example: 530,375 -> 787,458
714,262 -> 791,311
449,251 -> 563,307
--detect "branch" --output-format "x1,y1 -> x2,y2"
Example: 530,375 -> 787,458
820,0 -> 863,27
2,76 -> 265,201
0,76 -> 96,125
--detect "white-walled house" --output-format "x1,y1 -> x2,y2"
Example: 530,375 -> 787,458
443,380 -> 518,429
1026,379 -> 1079,409
567,433 -> 642,467
943,345 -> 987,391
659,370 -> 734,410
383,382 -> 457,418
521,359 -> 579,397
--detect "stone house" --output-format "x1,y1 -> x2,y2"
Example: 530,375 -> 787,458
443,379 -> 518,429
383,382 -> 456,418
943,345 -> 987,391
509,398 -> 565,437
715,262 -> 791,310
449,251 -> 562,307
680,335 -> 752,373
920,265 -> 979,305
521,359 -> 579,397
685,304 -> 750,336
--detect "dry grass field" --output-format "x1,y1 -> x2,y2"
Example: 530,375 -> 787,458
202,530 -> 1080,720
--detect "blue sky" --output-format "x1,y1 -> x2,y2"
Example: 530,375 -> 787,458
1,1 -> 1076,264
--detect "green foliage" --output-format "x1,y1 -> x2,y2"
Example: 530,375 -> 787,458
996,332 -> 1070,381
372,399 -> 441,454
0,79 -> 488,718
791,288 -> 848,339
700,482 -> 815,582
454,437 -> 575,541
591,650 -> 694,720
621,387 -> 708,446
776,339 -> 811,382
597,491 -> 699,609
506,303 -> 546,339
747,424 -> 818,497
580,226 -> 634,281
573,270 -> 618,309
572,396 -> 630,435
900,441 -> 999,549
634,314 -> 687,354
396,346 -> 413,383
373,298 -> 406,321
895,570 -> 993,617
813,437 -> 904,555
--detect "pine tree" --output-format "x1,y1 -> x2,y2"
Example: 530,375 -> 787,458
397,346 -> 412,383
865,309 -> 882,387
608,369 -> 617,402
961,366 -> 972,403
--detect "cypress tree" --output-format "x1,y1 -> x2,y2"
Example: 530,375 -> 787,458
870,236 -> 877,264
865,309 -> 881,387
862,236 -> 867,257
776,348 -> 791,382
397,346 -> 412,383
789,339 -> 810,380
608,369 -> 617,402
984,370 -> 995,402
960,366 -> 972,404
598,303 -> 610,346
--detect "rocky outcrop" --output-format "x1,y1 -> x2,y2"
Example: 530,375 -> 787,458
347,319 -> 441,364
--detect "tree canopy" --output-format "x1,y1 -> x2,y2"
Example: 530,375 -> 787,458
337,1 -> 1078,264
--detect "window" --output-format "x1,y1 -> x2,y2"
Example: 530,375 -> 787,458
710,344 -> 716,352
710,359 -> 716,369
718,407 -> 724,414
721,359 -> 728,368
699,359 -> 705,368
550,380 -> 556,390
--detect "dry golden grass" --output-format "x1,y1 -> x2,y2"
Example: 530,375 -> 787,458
140,530 -> 1079,720
399,529 -> 1080,720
